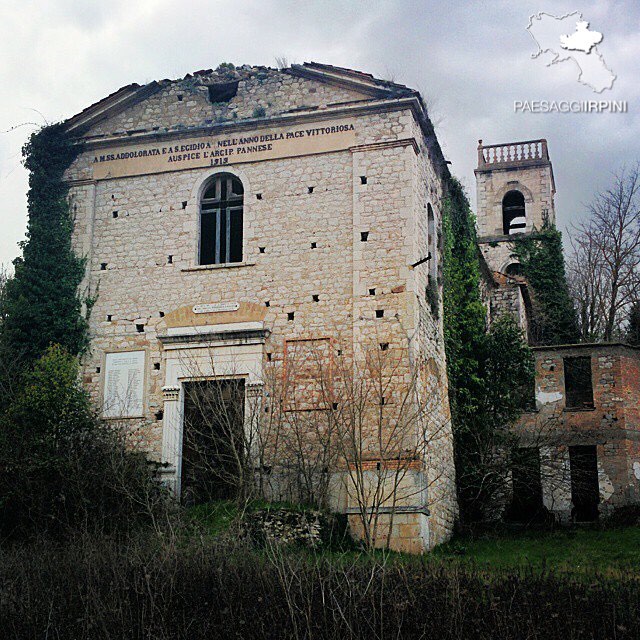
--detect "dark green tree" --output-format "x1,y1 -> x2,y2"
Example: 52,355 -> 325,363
0,124 -> 88,368
510,224 -> 579,345
627,302 -> 640,346
443,178 -> 534,524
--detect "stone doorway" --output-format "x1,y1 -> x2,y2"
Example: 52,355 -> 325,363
569,445 -> 599,522
506,447 -> 545,524
180,378 -> 246,505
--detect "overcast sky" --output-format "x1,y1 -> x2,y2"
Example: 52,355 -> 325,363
0,0 -> 638,266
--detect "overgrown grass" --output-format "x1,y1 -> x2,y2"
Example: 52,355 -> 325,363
434,526 -> 640,575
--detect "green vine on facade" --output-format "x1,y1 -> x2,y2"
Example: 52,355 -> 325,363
510,224 -> 579,346
1,124 -> 89,369
442,178 -> 534,524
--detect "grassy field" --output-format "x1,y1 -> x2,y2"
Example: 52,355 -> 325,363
186,500 -> 640,576
434,526 -> 640,575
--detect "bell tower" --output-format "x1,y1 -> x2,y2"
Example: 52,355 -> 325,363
475,138 -> 556,273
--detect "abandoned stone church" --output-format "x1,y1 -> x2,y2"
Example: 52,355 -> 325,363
63,62 -> 640,552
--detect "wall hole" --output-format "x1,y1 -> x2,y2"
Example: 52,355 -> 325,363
266,352 -> 272,362
153,362 -> 160,370
96,366 -> 101,373
106,314 -> 112,322
360,176 -> 367,184
308,186 -> 314,194
265,301 -> 270,307
361,231 -> 369,242
312,294 -> 319,302
287,312 -> 295,321
256,193 -> 263,200
337,349 -> 342,356
136,324 -> 145,333
332,402 -> 339,410
155,410 -> 164,421
311,242 -> 317,249
380,342 -> 389,351
100,263 -> 107,270
375,309 -> 384,318
259,247 -> 266,253
182,201 -> 187,209
112,211 -> 118,218
159,311 -> 165,317
167,255 -> 173,264
177,94 -> 183,101
369,288 -> 376,296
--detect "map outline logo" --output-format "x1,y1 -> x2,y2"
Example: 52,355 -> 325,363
527,11 -> 616,93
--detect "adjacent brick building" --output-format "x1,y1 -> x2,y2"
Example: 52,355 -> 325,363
476,138 -> 640,523
64,63 -> 458,552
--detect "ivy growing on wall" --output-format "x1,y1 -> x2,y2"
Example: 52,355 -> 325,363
1,124 -> 89,369
510,224 -> 579,346
442,178 -> 534,524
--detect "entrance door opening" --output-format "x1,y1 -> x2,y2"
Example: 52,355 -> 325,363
506,447 -> 545,524
181,379 -> 245,505
569,445 -> 599,522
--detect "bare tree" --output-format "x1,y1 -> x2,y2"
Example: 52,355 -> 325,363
568,165 -> 640,341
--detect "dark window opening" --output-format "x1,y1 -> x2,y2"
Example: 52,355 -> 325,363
136,324 -> 144,333
361,231 -> 369,242
100,263 -> 107,270
159,311 -> 165,317
287,312 -> 295,321
502,190 -> 526,235
106,315 -> 112,322
112,211 -> 118,218
380,342 -> 389,351
266,352 -> 272,362
207,81 -> 239,103
182,201 -> 188,209
177,94 -> 183,101
265,301 -> 270,307
332,402 -> 339,410
96,366 -> 101,373
259,247 -> 265,253
369,288 -> 376,296
153,362 -> 160,370
569,445 -> 599,522
256,193 -> 262,200
155,410 -> 164,421
505,262 -> 523,276
311,242 -> 317,249
375,309 -> 384,318
564,356 -> 594,409
181,379 -> 245,505
199,174 -> 244,265
505,447 -> 545,524
308,186 -> 314,194
167,255 -> 173,264
360,176 -> 367,184
312,294 -> 319,302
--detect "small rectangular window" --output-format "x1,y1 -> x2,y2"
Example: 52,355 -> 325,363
564,356 -> 594,409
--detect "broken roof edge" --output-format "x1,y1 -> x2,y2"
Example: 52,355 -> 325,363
65,81 -> 163,134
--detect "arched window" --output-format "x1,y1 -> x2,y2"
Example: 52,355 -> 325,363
199,174 -> 244,265
505,262 -> 523,276
502,190 -> 526,235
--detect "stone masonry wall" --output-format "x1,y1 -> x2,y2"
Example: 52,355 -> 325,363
66,83 -> 456,551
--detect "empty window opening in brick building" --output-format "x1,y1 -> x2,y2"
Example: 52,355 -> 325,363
369,288 -> 376,296
564,356 -> 594,409
181,379 -> 245,505
361,231 -> 369,242
505,447 -> 545,524
287,312 -> 295,321
167,255 -> 173,264
311,241 -> 317,249
569,445 -> 599,522
136,324 -> 145,333
112,211 -> 118,218
308,186 -> 314,194
502,190 -> 526,235
199,174 -> 243,265
360,176 -> 367,184
375,309 -> 384,318
312,294 -> 319,302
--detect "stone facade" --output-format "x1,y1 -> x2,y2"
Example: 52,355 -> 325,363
475,138 -> 556,273
65,63 -> 458,552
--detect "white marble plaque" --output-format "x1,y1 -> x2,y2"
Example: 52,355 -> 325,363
193,302 -> 240,314
103,351 -> 145,418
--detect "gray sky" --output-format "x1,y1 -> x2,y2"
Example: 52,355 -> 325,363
0,0 -> 638,266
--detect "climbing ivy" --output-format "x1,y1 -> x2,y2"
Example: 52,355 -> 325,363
1,124 -> 89,369
510,224 -> 579,346
442,178 -> 534,524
